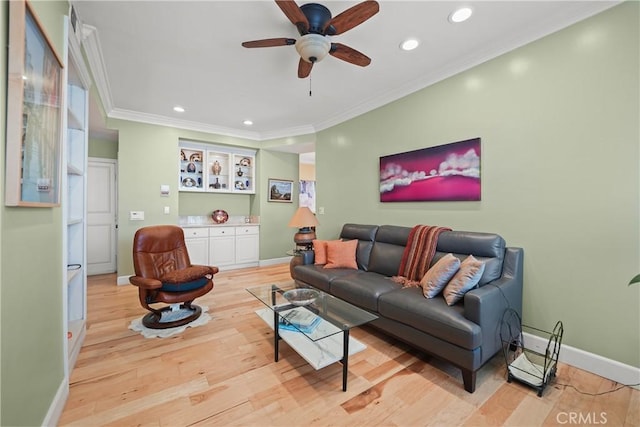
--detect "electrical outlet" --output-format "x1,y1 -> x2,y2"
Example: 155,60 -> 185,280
318,207 -> 325,215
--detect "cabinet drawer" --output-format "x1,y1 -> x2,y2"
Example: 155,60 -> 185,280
210,227 -> 236,237
182,227 -> 209,238
236,226 -> 259,235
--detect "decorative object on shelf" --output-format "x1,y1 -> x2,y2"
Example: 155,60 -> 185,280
180,150 -> 186,161
283,289 -> 319,306
268,178 -> 293,202
380,137 -> 481,202
288,206 -> 319,250
212,160 -> 222,175
235,181 -> 246,190
239,157 -> 251,167
182,177 -> 197,187
187,162 -> 197,173
189,152 -> 202,162
211,209 -> 229,224
211,177 -> 221,189
236,167 -> 244,177
5,0 -> 64,207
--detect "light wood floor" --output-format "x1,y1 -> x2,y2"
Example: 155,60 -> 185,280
60,264 -> 639,426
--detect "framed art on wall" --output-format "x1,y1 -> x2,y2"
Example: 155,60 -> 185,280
380,138 -> 481,202
5,0 -> 64,207
268,179 -> 293,202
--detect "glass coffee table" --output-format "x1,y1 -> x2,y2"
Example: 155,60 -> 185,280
247,283 -> 378,391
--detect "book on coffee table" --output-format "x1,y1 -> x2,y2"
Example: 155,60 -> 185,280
279,308 -> 320,333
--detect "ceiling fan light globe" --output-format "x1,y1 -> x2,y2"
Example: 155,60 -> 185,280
295,34 -> 331,63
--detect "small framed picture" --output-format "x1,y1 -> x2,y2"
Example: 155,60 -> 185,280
268,178 -> 293,203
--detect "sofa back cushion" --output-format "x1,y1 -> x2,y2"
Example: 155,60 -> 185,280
434,231 -> 506,286
367,225 -> 412,277
340,224 -> 379,271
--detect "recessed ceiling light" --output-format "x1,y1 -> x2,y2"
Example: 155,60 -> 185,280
243,120 -> 253,126
400,38 -> 420,51
173,106 -> 185,113
449,7 -> 473,23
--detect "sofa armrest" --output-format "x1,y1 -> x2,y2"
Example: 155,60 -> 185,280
463,247 -> 524,363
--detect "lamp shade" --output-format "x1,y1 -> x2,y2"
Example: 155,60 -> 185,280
288,207 -> 319,228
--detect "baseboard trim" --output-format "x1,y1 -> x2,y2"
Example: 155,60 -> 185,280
260,257 -> 291,267
116,275 -> 130,286
522,332 -> 640,389
42,378 -> 68,426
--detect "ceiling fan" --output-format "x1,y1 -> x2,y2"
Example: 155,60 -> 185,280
242,0 -> 379,78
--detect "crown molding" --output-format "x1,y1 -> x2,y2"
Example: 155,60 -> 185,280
81,24 -> 113,114
108,108 -> 265,141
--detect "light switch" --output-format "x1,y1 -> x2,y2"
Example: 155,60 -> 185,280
164,206 -> 170,214
318,207 -> 325,215
130,211 -> 144,220
160,184 -> 170,196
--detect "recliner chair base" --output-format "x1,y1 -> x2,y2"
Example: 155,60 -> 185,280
142,304 -> 202,329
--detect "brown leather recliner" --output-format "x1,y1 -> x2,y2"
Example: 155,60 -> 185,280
129,225 -> 218,329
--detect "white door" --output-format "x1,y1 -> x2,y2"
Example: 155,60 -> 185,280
87,158 -> 117,275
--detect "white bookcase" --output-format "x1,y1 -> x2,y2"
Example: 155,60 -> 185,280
62,17 -> 91,373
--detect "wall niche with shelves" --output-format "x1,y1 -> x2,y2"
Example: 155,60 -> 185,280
179,141 -> 256,194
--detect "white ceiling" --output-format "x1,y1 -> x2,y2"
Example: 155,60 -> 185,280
72,0 -> 619,150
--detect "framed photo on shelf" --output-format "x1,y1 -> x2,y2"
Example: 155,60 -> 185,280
5,0 -> 64,207
268,178 -> 293,203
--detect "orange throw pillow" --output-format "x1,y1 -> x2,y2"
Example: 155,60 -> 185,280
324,239 -> 358,269
313,239 -> 328,265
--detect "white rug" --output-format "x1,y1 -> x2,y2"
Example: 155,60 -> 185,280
129,306 -> 211,338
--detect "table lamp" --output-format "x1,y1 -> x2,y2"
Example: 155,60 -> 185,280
288,207 -> 319,250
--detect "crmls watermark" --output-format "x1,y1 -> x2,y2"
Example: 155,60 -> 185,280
556,412 -> 608,424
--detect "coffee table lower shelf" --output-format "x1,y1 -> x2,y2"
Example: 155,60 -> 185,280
255,308 -> 366,371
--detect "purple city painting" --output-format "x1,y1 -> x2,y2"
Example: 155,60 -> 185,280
380,138 -> 481,202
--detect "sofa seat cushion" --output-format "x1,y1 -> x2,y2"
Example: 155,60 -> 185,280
378,287 -> 482,350
292,264 -> 362,293
330,272 -> 401,312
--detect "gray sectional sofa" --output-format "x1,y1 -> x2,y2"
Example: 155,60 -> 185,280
291,223 -> 524,393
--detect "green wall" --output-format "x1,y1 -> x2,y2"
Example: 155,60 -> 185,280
257,149 -> 300,259
112,119 -> 268,276
315,3 -> 639,367
1,3 -> 5,424
1,1 -> 69,425
112,116 -> 304,275
88,136 -> 118,159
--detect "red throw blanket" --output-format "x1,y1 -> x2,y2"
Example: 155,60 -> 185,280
393,225 -> 452,287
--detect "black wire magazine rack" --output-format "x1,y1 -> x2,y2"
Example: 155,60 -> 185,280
500,309 -> 564,397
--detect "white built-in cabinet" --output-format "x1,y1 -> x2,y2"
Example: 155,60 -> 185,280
183,225 -> 259,270
179,141 -> 256,194
209,227 -> 237,267
182,227 -> 209,266
63,14 -> 91,374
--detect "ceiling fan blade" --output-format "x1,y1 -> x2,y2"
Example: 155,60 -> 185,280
298,58 -> 313,79
242,38 -> 296,48
330,43 -> 371,67
275,0 -> 309,34
324,0 -> 379,35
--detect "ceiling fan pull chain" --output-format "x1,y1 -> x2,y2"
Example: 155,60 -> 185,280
309,76 -> 312,97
